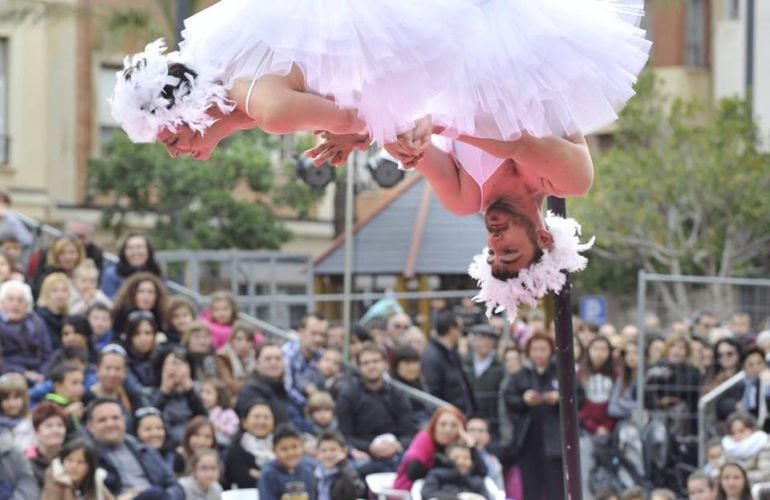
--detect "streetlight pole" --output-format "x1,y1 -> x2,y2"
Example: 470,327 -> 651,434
175,0 -> 191,47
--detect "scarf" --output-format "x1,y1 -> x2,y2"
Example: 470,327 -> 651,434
240,432 -> 274,468
722,431 -> 769,460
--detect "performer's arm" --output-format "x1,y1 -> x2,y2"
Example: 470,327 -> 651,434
457,133 -> 594,197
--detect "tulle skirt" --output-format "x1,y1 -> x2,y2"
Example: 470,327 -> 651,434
180,0 -> 651,143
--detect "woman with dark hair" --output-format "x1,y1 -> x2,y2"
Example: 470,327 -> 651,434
41,438 -> 113,500
101,233 -> 162,299
703,338 -> 744,423
172,416 -> 218,474
389,344 -> 429,427
716,461 -> 751,500
122,311 -> 162,390
223,399 -> 276,490
133,406 -> 175,471
112,272 -> 168,336
720,412 -> 770,484
608,342 -> 639,420
578,335 -> 616,435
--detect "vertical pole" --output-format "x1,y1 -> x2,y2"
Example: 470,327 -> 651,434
547,197 -> 582,500
635,270 -> 648,427
746,0 -> 755,113
342,154 -> 355,362
175,0 -> 191,47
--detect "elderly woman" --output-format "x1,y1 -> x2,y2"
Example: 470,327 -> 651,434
0,281 -> 53,384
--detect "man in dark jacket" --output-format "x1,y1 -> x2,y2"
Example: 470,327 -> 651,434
86,397 -> 183,500
337,343 -> 417,475
422,310 -> 476,416
463,323 -> 504,440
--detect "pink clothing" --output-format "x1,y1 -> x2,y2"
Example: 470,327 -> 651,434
393,430 -> 436,491
209,406 -> 240,440
200,309 -> 234,350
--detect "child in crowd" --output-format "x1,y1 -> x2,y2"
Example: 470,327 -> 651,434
578,336 -> 616,435
69,259 -> 112,315
467,417 -> 503,491
314,430 -> 366,500
182,321 -> 219,385
0,249 -> 24,282
703,438 -> 724,479
40,438 -> 113,500
179,448 -> 224,500
30,347 -> 96,404
174,416 -> 219,475
200,290 -> 239,349
0,372 -> 35,451
422,442 -> 491,500
316,348 -> 344,399
302,392 -> 338,456
87,304 -> 114,350
153,348 -> 208,447
649,489 -> 676,500
717,462 -> 751,500
216,320 -> 260,395
166,296 -> 198,345
44,362 -> 86,432
259,423 -> 317,500
200,376 -> 239,446
687,471 -> 716,500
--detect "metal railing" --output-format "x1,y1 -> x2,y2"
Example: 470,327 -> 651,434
697,370 -> 746,467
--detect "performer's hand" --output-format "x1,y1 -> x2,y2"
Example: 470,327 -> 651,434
306,131 -> 370,166
383,142 -> 422,168
396,115 -> 432,156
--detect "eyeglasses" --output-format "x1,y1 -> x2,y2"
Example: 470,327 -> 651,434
392,323 -> 411,329
135,406 -> 162,420
128,310 -> 156,322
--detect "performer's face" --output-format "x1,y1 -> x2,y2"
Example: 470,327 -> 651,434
158,125 -> 199,159
484,205 -> 540,275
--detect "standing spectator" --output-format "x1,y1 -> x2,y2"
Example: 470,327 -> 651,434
85,397 -> 183,499
463,323 -> 504,438
0,425 -> 39,500
32,235 -> 84,299
402,326 -> 428,355
100,233 -> 162,299
236,343 -> 293,426
0,190 -> 33,250
0,280 -> 52,385
178,448 -> 223,500
737,348 -> 770,422
216,320 -> 259,395
26,402 -> 68,489
692,311 -> 718,341
348,326 -> 373,364
36,272 -> 71,349
70,260 -> 112,315
422,310 -> 476,417
41,438 -> 114,500
578,336 -> 616,435
505,333 -> 576,500
703,339 -> 744,423
199,290 -> 239,349
716,462 -> 751,500
112,272 -> 168,336
224,400 -> 276,489
283,313 -> 327,414
386,313 -> 413,349
181,321 -> 219,385
0,372 -> 35,452
498,345 -> 523,451
336,343 -> 416,475
390,344 -> 430,427
728,313 -> 754,350
646,336 -> 667,367
165,296 -> 197,345
609,342 -> 639,420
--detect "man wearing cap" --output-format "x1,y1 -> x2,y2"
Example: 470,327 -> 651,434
463,323 -> 505,440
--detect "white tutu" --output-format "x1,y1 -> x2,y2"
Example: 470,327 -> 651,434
178,0 -> 650,143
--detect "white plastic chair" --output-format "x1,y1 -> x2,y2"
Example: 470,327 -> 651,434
365,472 -> 410,500
222,488 -> 259,500
410,478 -> 424,500
412,476 -> 503,500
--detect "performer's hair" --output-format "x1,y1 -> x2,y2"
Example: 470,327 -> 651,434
123,61 -> 198,110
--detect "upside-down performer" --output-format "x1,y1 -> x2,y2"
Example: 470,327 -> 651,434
109,0 -> 650,160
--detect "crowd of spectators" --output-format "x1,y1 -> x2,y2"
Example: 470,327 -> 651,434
1,194 -> 769,500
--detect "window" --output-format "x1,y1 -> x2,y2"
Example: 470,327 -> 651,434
685,0 -> 707,67
0,38 -> 8,164
98,64 -> 122,148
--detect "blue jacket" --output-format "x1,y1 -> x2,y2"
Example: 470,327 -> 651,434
91,433 -> 184,500
99,264 -> 125,300
258,457 -> 317,500
0,313 -> 52,377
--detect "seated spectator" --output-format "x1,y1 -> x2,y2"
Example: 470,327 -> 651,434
41,314 -> 96,374
721,412 -> 770,484
43,362 -> 86,432
394,406 -> 477,491
738,348 -> 770,425
62,219 -> 105,273
463,323 -> 504,439
385,313 -> 413,352
236,343 -> 294,427
716,461 -> 751,500
390,344 -> 430,427
122,311 -> 162,390
26,402 -> 68,489
173,416 -> 218,475
41,438 -> 114,500
687,471 -> 715,500
348,325 -> 373,364
83,344 -> 146,420
36,272 -> 71,348
315,347 -> 344,399
422,442 -> 491,500
0,190 -> 33,251
32,235 -> 84,299
326,321 -> 345,351
0,233 -> 25,278
87,303 -> 115,351
85,397 -> 183,499
224,399 -> 276,489
112,272 -> 168,337
691,337 -> 713,376
467,417 -> 503,491
0,249 -> 24,283
703,438 -> 724,480
258,423 -> 316,500
101,233 -> 162,299
199,290 -> 239,349
609,342 -> 639,420
314,430 -> 366,500
422,310 -> 476,417
646,336 -> 666,367
199,376 -> 239,446
30,347 -> 94,405
337,343 -> 416,475
650,489 -> 676,500
283,313 -> 327,416
305,391 -> 338,435
703,339 -> 744,423
216,320 -> 259,396
166,296 -> 197,345
0,425 -> 38,499
0,280 -> 52,385
181,321 -> 219,385
578,336 -> 616,436
179,448 -> 223,500
152,348 -> 208,447
133,406 -> 175,472
70,259 -> 112,315
0,372 -> 35,452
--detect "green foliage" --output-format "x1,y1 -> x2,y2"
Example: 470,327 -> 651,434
572,72 -> 770,295
88,130 -> 292,250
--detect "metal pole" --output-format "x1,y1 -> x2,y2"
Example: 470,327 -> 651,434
342,154 -> 355,361
746,0 -> 755,113
547,197 -> 582,500
175,0 -> 191,46
635,270 -> 647,427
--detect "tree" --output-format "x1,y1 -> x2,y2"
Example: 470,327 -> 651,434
572,72 -> 770,319
88,130 -> 296,250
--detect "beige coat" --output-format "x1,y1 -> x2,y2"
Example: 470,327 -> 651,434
41,458 -> 115,500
